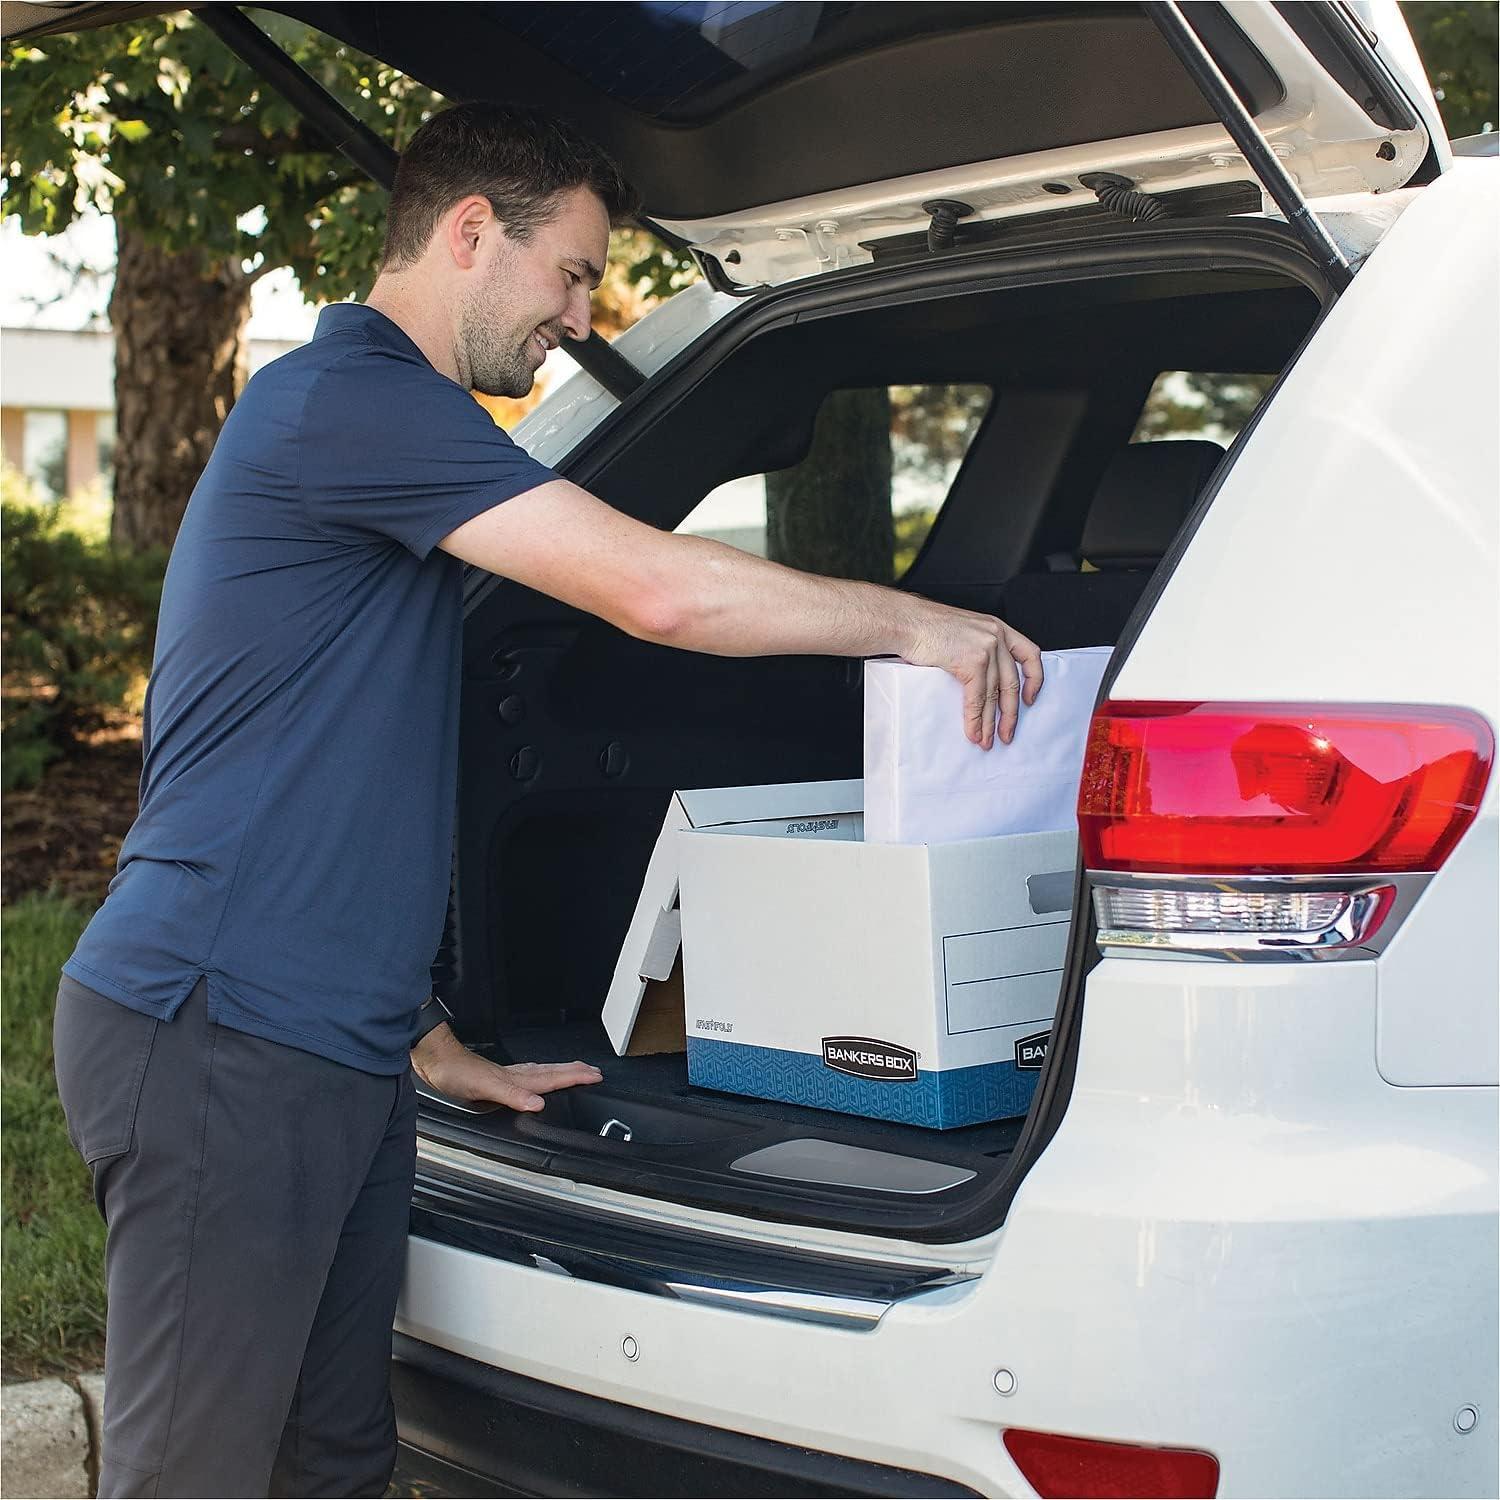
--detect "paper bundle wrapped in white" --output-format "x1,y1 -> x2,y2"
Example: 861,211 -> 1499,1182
863,645 -> 1111,844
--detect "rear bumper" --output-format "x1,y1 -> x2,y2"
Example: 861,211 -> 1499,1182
391,1333 -> 980,1499
395,960 -> 1498,1498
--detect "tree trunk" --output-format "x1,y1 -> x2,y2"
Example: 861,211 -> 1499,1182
765,387 -> 894,584
108,227 -> 253,552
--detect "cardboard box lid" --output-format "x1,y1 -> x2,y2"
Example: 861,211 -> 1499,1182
602,779 -> 862,1056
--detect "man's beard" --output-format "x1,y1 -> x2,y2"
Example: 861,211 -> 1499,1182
459,282 -> 539,398
463,323 -> 536,399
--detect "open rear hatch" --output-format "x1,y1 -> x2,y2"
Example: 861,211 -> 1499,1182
6,2 -> 1446,287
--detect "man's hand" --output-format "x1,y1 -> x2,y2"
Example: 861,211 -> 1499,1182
898,599 -> 1044,749
411,1023 -> 602,1112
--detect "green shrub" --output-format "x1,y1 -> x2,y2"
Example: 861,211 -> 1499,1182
1,478 -> 165,790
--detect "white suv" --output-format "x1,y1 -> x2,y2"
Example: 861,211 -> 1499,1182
32,1 -> 1497,1494
373,6 -> 1495,1497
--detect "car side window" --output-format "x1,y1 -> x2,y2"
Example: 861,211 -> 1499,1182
676,383 -> 992,584
1132,371 -> 1277,446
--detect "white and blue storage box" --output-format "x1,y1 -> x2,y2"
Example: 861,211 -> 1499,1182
676,811 -> 1074,1129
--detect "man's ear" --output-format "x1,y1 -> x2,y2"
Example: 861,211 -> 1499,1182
445,195 -> 494,270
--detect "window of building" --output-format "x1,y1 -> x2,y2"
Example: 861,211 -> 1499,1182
21,409 -> 68,500
676,383 -> 991,583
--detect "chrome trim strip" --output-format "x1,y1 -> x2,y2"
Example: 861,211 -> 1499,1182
653,1282 -> 896,1330
414,1140 -> 980,1331
1086,870 -> 1432,960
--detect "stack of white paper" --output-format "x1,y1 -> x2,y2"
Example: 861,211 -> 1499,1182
863,646 -> 1111,844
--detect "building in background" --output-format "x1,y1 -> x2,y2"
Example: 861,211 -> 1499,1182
0,321 -> 581,502
0,325 -> 302,499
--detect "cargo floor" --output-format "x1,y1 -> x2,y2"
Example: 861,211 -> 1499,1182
488,1022 -> 1029,1164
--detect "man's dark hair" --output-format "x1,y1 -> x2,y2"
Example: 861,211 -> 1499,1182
381,103 -> 638,270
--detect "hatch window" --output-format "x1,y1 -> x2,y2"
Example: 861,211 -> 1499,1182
676,383 -> 991,583
501,3 -> 978,123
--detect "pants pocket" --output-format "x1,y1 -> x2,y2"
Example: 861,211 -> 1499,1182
53,974 -> 160,1167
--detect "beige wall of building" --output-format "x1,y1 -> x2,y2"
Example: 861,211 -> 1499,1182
1,326 -> 301,498
1,405 -> 24,472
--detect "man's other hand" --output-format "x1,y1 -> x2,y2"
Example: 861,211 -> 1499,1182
412,1023 -> 603,1111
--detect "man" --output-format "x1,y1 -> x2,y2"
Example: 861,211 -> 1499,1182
54,102 -> 1042,1498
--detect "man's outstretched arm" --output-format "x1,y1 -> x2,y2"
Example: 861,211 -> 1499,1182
440,477 -> 1043,748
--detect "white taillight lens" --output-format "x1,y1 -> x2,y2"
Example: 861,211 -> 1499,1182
1093,882 -> 1395,953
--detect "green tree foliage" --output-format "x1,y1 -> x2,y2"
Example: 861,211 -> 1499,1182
890,384 -> 992,483
2,10 -> 438,303
1134,372 -> 1277,444
3,12 -> 443,549
1402,1 -> 1498,139
1,10 -> 693,342
2,12 -> 694,539
894,507 -> 939,577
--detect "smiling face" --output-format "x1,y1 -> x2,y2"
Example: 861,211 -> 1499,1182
457,186 -> 610,398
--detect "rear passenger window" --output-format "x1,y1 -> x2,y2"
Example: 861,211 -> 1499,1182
1132,371 -> 1277,445
677,384 -> 991,583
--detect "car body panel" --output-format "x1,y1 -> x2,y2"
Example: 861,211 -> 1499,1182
1110,160 -> 1499,1088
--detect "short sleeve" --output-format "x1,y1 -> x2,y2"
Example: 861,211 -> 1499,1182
298,346 -> 557,558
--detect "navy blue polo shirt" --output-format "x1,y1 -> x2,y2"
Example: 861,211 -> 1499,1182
64,304 -> 556,1073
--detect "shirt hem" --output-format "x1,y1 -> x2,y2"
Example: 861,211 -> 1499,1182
61,956 -> 411,1076
206,998 -> 411,1076
61,957 -> 201,1021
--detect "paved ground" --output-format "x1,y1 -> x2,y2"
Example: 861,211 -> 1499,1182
1,1374 -> 101,1499
0,1375 -> 445,1498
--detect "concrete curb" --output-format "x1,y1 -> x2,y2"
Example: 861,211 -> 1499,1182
1,1373 -> 101,1500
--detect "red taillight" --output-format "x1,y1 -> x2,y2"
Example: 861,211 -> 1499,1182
1004,1428 -> 1219,1499
1078,703 -> 1493,875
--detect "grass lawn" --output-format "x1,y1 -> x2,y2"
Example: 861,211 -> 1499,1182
2,894 -> 106,1379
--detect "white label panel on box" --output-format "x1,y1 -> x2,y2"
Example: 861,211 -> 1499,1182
942,922 -> 1068,985
943,923 -> 1067,1036
945,968 -> 1061,1036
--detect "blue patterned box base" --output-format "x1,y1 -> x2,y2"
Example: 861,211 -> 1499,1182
686,1037 -> 1038,1130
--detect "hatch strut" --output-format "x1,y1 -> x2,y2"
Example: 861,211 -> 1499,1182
197,6 -> 647,401
1143,0 -> 1354,292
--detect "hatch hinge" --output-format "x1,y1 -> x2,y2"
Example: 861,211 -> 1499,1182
196,6 -> 647,401
1143,0 -> 1354,291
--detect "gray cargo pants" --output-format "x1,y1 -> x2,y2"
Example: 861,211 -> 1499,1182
53,974 -> 417,1498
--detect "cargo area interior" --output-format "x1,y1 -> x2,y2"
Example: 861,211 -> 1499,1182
424,252 -> 1324,1233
